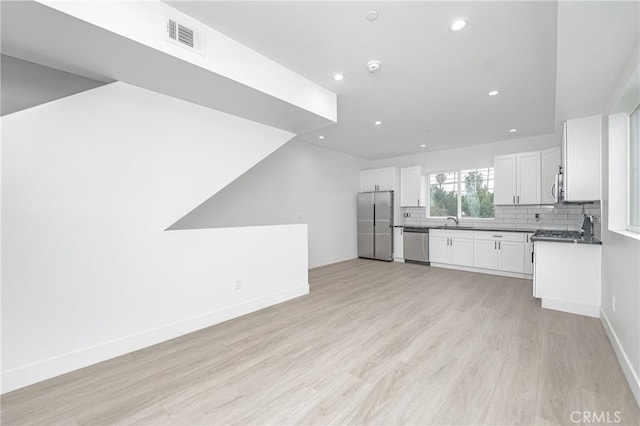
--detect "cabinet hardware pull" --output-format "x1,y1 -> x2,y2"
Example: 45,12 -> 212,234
494,241 -> 497,249
499,241 -> 501,250
517,195 -> 520,204
492,235 -> 502,238
417,198 -> 420,206
513,195 -> 515,204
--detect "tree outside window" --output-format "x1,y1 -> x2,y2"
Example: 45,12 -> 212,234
461,168 -> 494,219
428,168 -> 495,219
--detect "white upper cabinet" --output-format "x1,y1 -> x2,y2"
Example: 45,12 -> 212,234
517,151 -> 542,205
361,167 -> 397,192
494,154 -> 517,204
563,115 -> 602,202
540,147 -> 561,204
494,151 -> 541,205
400,166 -> 424,207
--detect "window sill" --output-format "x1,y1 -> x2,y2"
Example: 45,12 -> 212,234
609,229 -> 640,241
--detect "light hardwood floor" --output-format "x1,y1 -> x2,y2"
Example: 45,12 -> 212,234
2,259 -> 639,425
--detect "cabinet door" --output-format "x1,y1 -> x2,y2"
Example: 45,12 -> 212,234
541,147 -> 561,204
524,234 -> 534,274
400,166 -> 423,207
393,227 -> 404,260
429,235 -> 449,264
361,170 -> 378,192
494,154 -> 516,205
376,168 -> 396,191
450,238 -> 474,267
564,115 -> 601,201
498,241 -> 525,273
474,239 -> 499,270
516,152 -> 541,204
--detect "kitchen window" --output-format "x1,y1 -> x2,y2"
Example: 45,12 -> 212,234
629,104 -> 639,233
428,168 -> 495,219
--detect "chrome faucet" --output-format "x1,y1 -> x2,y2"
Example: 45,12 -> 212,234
445,216 -> 459,226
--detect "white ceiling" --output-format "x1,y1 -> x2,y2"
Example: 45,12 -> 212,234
168,1 -> 560,159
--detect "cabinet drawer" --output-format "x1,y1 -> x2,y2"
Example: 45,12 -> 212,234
430,229 -> 474,239
473,231 -> 526,242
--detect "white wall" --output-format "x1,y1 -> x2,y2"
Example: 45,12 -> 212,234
600,46 -> 640,405
1,82 -> 309,392
371,132 -> 559,171
171,140 -> 371,268
1,55 -> 107,116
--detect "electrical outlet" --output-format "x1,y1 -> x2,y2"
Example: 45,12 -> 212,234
534,213 -> 540,221
404,212 -> 411,217
612,296 -> 616,312
235,278 -> 242,291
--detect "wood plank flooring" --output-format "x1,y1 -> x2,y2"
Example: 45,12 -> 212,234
2,259 -> 638,425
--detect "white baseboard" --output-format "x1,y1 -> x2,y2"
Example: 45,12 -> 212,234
540,297 -> 600,318
309,252 -> 357,269
600,309 -> 640,408
429,262 -> 533,280
1,284 -> 309,394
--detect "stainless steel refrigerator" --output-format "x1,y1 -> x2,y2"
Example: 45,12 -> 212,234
357,191 -> 394,261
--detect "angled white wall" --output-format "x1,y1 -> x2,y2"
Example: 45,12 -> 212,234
171,141 -> 371,268
1,82 -> 308,392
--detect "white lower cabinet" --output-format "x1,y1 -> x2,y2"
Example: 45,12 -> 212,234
534,241 -> 601,317
431,229 -> 532,276
429,230 -> 474,267
474,239 -> 499,269
524,233 -> 534,275
393,227 -> 404,261
429,234 -> 449,264
473,232 -> 525,273
449,236 -> 474,266
499,240 -> 525,273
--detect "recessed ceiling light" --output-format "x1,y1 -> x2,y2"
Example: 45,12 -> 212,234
374,121 -> 382,126
450,19 -> 467,32
366,10 -> 379,21
318,135 -> 325,139
421,144 -> 426,148
488,90 -> 499,96
367,60 -> 382,73
509,128 -> 518,133
333,73 -> 344,81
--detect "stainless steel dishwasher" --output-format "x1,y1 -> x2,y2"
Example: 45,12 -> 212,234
403,227 -> 430,265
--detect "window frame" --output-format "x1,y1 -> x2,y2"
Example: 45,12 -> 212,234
627,103 -> 640,233
426,169 -> 460,219
427,168 -> 495,220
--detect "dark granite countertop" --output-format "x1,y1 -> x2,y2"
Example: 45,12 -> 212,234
530,235 -> 602,245
395,225 -> 537,234
394,225 -> 603,244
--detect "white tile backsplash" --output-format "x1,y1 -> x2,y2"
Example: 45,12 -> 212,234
401,202 -> 601,237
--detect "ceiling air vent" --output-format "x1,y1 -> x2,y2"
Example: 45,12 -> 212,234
166,18 -> 205,55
